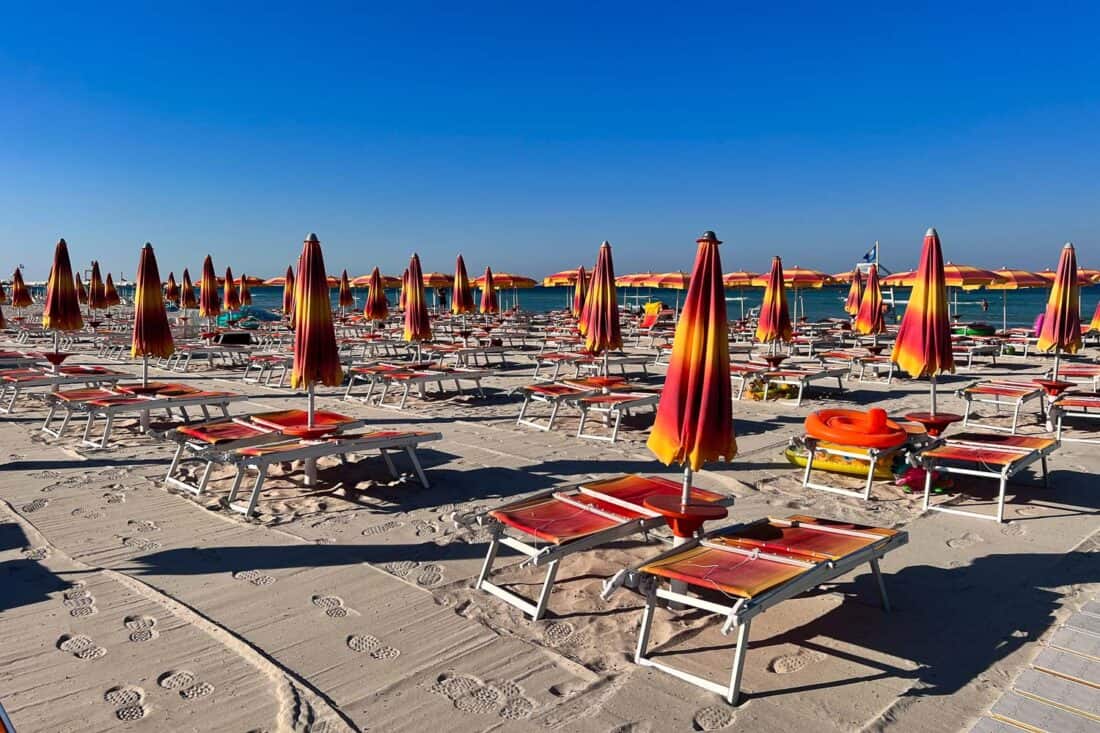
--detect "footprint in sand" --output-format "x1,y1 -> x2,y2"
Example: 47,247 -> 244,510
63,583 -> 98,618
413,519 -> 440,537
233,570 -> 276,586
383,560 -> 418,579
21,547 -> 49,561
124,615 -> 159,642
430,673 -> 535,719
128,519 -> 160,532
57,634 -> 107,660
362,520 -> 403,537
346,634 -> 400,659
767,649 -> 827,674
311,595 -> 353,618
946,532 -> 985,549
72,507 -> 104,520
120,536 -> 162,552
158,670 -> 215,700
103,491 -> 125,504
21,498 -> 48,513
692,705 -> 734,731
104,685 -> 147,721
543,622 -> 574,647
1001,522 -> 1025,537
416,564 -> 443,587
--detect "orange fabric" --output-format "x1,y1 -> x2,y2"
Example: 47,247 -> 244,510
843,266 -> 863,316
1037,243 -> 1082,355
338,270 -> 354,308
402,253 -> 432,342
572,265 -> 588,318
479,266 -> 499,314
891,228 -> 955,378
178,268 -> 197,309
10,268 -> 33,308
131,243 -> 175,359
104,273 -> 121,307
74,272 -> 88,304
0,279 -> 7,305
86,262 -> 107,310
290,234 -> 344,389
754,256 -> 792,343
199,255 -> 220,318
854,264 -> 886,335
648,233 -> 736,470
452,255 -> 475,315
363,266 -> 389,320
239,273 -> 252,306
582,241 -> 622,354
398,267 -> 409,310
163,272 -> 180,304
223,266 -> 241,311
42,238 -> 84,331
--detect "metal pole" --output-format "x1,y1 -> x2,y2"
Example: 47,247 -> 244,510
308,383 -> 315,427
142,355 -> 149,387
1002,291 -> 1008,333
930,375 -> 937,416
680,466 -> 692,505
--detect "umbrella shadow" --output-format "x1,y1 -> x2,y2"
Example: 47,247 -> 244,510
0,522 -> 73,612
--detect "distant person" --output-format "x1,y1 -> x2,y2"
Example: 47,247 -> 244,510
980,298 -> 989,312
436,287 -> 448,310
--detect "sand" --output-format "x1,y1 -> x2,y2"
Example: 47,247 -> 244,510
1,332 -> 1098,732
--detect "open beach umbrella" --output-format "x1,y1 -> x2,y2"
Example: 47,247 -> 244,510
422,272 -> 453,289
1036,267 -> 1091,285
282,265 -> 295,317
543,269 -> 586,287
754,256 -> 792,350
854,264 -> 886,340
291,233 -> 344,430
987,268 -> 1046,332
490,273 -> 536,311
10,269 -> 33,309
164,272 -> 180,305
891,228 -> 955,414
479,266 -> 499,315
648,231 -> 736,502
41,239 -> 84,358
180,269 -> 198,310
87,262 -> 107,312
363,266 -> 389,321
104,273 -> 121,308
199,255 -> 221,322
73,273 -> 87,305
132,243 -> 175,386
1037,243 -> 1082,379
338,270 -> 354,310
239,273 -> 252,306
452,255 -> 475,316
645,271 -> 690,314
882,270 -> 915,288
582,241 -> 622,368
223,267 -> 241,313
403,253 -> 432,347
572,265 -> 588,319
722,270 -> 755,321
843,266 -> 864,316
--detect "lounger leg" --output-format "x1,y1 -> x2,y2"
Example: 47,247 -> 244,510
516,395 -> 531,425
922,462 -> 934,512
165,443 -> 185,486
100,415 -> 113,449
870,557 -> 891,612
547,400 -> 561,430
405,446 -> 429,488
863,453 -> 878,501
962,399 -> 972,428
532,560 -> 559,621
475,535 -> 500,590
610,411 -> 623,443
727,619 -> 752,706
576,405 -> 589,438
380,448 -> 398,478
245,465 -> 267,517
226,467 -> 246,505
996,471 -> 1008,523
635,584 -> 658,663
1041,454 -> 1049,487
196,460 -> 214,495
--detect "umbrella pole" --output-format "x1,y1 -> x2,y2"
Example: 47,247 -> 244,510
739,287 -> 745,321
930,376 -> 937,416
666,465 -> 694,606
1003,291 -> 1008,333
1053,353 -> 1061,381
142,355 -> 149,388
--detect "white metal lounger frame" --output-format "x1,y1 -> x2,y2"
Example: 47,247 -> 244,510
918,436 -> 1059,523
957,381 -> 1045,435
729,364 -> 766,400
1051,396 -> 1100,443
515,385 -> 593,432
762,366 -> 848,406
574,392 -> 660,443
225,430 -> 442,516
163,421 -> 285,496
373,368 -> 492,410
0,371 -> 125,413
792,436 -> 906,501
603,519 -> 908,705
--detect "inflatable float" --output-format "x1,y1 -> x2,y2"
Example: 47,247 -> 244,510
787,408 -> 910,478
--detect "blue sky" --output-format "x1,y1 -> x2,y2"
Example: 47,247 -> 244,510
2,2 -> 1099,280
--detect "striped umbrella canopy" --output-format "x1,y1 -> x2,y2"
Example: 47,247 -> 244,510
830,270 -> 857,283
10,269 -> 33,309
543,269 -> 587,287
754,256 -> 792,346
239,273 -> 253,306
572,265 -> 588,319
73,274 -> 87,304
648,231 -> 736,494
1037,242 -> 1082,378
104,273 -> 121,307
722,271 -> 755,288
891,228 -> 955,414
479,266 -> 499,315
281,265 -> 295,317
291,233 -> 344,425
180,268 -> 198,310
363,266 -> 389,321
883,264 -> 998,291
352,273 -> 401,288
452,255 -> 475,315
582,241 -> 622,356
87,262 -> 107,310
490,273 -> 537,289
843,266 -> 863,316
854,264 -> 886,337
882,270 -> 915,287
616,272 -> 656,286
199,255 -> 221,319
42,238 -> 84,332
398,268 -> 409,310
223,267 -> 241,312
164,272 -> 180,304
239,275 -> 264,286
644,271 -> 690,290
403,253 -> 432,342
750,265 -> 829,289
338,270 -> 354,309
132,243 -> 175,384
422,271 -> 454,289
1035,267 -> 1093,285
263,275 -> 288,286
987,268 -> 1046,332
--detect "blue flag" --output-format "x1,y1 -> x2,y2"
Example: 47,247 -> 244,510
861,243 -> 877,263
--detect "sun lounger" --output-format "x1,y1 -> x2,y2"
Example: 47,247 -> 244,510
729,362 -> 767,399
373,367 -> 493,409
1049,393 -> 1100,443
1048,363 -> 1100,390
471,474 -> 727,619
916,432 -> 1059,522
531,351 -> 587,381
241,354 -> 293,387
574,391 -> 660,442
957,380 -> 1046,434
515,382 -> 596,432
0,350 -> 38,369
225,429 -> 442,516
816,349 -> 895,383
342,362 -> 436,403
603,515 -> 907,705
951,341 -> 999,370
762,364 -> 847,406
0,365 -> 128,413
792,421 -> 930,500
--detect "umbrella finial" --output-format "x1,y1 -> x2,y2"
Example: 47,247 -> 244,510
305,232 -> 320,243
926,227 -> 938,237
601,240 -> 611,248
1064,241 -> 1074,249
698,231 -> 722,244
58,237 -> 66,246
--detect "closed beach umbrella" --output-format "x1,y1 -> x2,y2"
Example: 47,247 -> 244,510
239,273 -> 252,306
73,273 -> 87,304
402,253 -> 432,344
291,233 -> 344,427
199,255 -> 220,320
132,243 -> 175,385
1037,242 -> 1082,379
180,268 -> 198,310
338,270 -> 354,309
648,231 -> 736,501
164,272 -> 180,305
751,264 -> 827,323
854,264 -> 886,338
0,279 -> 7,305
363,266 -> 389,321
42,238 -> 84,334
104,273 -> 121,308
572,265 -> 588,319
10,269 -> 33,309
754,256 -> 792,349
88,262 -> 107,311
0,302 -> 6,330
479,266 -> 499,315
843,266 -> 864,316
398,268 -> 409,310
891,228 -> 955,414
282,265 -> 295,318
582,241 -> 622,360
988,268 -> 1046,332
223,267 -> 240,312
452,255 -> 475,315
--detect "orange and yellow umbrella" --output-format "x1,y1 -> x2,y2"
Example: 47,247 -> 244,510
572,265 -> 588,319
722,271 -> 755,288
42,238 -> 84,333
491,273 -> 537,290
87,262 -> 107,311
180,268 -> 198,310
854,264 -> 886,337
543,269 -> 587,287
987,268 -> 1046,332
616,272 -> 655,287
644,271 -> 690,290
422,271 -> 454,289
199,255 -> 221,319
750,265 -> 829,289
0,279 -> 7,305
291,233 -> 344,402
1037,242 -> 1082,378
843,266 -> 863,316
10,269 -> 33,309
1035,266 -> 1093,286
403,253 -> 432,342
648,231 -> 736,484
891,228 -> 955,414
164,272 -> 180,305
73,273 -> 87,305
582,241 -> 622,355
223,267 -> 241,312
398,268 -> 409,310
104,273 -> 121,308
132,243 -> 175,384
0,301 -> 6,329
363,266 -> 389,321
755,256 -> 792,346
239,273 -> 253,306
281,265 -> 295,317
479,266 -> 499,315
452,255 -> 475,315
338,270 -> 354,309
882,270 -> 915,288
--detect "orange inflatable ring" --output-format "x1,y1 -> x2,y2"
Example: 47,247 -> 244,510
804,408 -> 907,449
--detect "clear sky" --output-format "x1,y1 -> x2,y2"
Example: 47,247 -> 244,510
2,2 -> 1098,280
